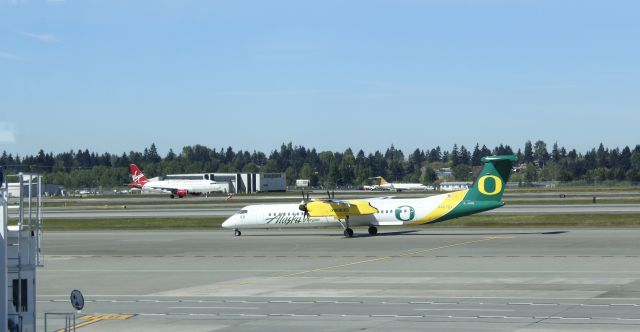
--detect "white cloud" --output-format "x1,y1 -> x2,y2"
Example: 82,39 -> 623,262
0,123 -> 16,144
0,51 -> 21,61
23,32 -> 59,43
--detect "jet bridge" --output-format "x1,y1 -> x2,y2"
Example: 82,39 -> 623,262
1,169 -> 43,332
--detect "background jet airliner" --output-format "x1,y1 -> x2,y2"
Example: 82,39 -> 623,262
128,164 -> 222,198
223,155 -> 516,237
364,176 -> 430,191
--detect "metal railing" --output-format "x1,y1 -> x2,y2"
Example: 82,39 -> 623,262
44,312 -> 76,332
5,173 -> 44,332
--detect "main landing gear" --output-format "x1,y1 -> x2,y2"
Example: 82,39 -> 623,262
338,217 -> 379,238
341,226 -> 378,237
234,229 -> 241,236
339,216 -> 354,238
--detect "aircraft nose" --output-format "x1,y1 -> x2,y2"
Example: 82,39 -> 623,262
221,217 -> 235,229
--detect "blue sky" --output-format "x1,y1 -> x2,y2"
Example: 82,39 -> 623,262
1,0 -> 639,157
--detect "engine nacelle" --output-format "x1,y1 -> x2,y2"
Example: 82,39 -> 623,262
176,189 -> 188,198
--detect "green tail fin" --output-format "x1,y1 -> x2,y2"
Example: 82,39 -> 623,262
464,155 -> 517,202
431,155 -> 517,223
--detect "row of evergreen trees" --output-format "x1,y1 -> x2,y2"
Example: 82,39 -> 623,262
2,140 -> 640,189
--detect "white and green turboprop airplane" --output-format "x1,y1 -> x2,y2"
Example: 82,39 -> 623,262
222,155 -> 516,237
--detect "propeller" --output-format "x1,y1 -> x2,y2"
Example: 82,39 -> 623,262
300,190 -> 339,220
299,190 -> 310,219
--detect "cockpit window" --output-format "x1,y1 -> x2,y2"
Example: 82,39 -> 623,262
236,210 -> 248,215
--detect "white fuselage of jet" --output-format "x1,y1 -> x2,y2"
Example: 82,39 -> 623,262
141,179 -> 225,195
378,183 -> 429,191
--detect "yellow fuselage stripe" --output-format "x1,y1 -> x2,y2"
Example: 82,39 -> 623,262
414,189 -> 468,225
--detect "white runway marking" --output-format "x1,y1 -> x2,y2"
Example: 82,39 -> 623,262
168,306 -> 259,310
415,308 -> 515,312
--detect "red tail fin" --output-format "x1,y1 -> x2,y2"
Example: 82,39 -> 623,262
129,164 -> 149,188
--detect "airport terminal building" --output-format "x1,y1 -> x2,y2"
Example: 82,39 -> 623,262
6,182 -> 65,198
162,172 -> 286,194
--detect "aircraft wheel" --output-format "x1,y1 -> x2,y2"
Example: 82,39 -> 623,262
368,226 -> 378,236
344,228 -> 354,238
234,229 -> 241,237
170,194 -> 175,199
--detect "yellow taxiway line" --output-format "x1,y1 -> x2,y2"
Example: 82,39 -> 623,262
56,314 -> 134,332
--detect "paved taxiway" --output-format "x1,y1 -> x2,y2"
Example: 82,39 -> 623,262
38,228 -> 640,331
25,190 -> 640,204
25,203 -> 640,219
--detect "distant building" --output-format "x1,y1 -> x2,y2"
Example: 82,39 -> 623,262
256,173 -> 287,192
7,183 -> 65,198
295,179 -> 310,188
436,168 -> 453,179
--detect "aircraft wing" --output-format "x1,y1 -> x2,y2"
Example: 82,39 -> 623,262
316,198 -> 350,205
306,199 -> 378,219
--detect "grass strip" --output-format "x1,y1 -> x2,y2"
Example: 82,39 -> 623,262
37,217 -> 227,231
429,213 -> 640,228
40,198 -> 296,208
28,213 -> 640,231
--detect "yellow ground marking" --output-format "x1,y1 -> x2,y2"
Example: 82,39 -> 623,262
208,236 -> 510,290
56,314 -> 133,332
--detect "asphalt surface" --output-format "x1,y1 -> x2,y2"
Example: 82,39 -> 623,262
19,203 -> 640,219
21,189 -> 640,204
37,228 -> 640,331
